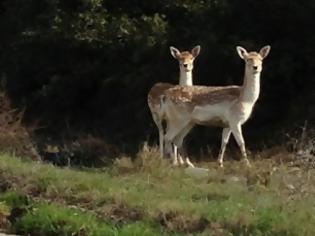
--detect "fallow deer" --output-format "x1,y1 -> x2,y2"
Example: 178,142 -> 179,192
161,45 -> 271,167
148,46 -> 201,166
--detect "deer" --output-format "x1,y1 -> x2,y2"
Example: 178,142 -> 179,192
161,45 -> 271,167
147,45 -> 201,167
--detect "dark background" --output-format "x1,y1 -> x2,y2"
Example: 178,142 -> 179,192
0,0 -> 314,164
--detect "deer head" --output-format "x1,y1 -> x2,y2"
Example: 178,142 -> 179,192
170,45 -> 201,73
237,45 -> 271,75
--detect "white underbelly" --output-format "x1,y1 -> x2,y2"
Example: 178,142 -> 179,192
192,104 -> 230,127
191,101 -> 254,127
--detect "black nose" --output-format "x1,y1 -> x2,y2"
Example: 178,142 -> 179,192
183,64 -> 188,68
253,66 -> 258,70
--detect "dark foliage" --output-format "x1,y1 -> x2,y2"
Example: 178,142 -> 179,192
0,0 -> 314,162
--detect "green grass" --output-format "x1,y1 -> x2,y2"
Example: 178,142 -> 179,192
0,149 -> 314,235
0,191 -> 172,236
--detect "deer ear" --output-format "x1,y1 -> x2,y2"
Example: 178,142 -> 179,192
259,45 -> 271,59
236,46 -> 248,59
191,45 -> 201,58
170,46 -> 181,59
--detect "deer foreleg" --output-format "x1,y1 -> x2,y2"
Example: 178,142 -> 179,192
230,123 -> 250,166
218,128 -> 232,167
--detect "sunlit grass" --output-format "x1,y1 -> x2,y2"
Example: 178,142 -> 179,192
0,149 -> 314,235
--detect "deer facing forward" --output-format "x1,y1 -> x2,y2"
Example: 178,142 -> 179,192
161,45 -> 271,167
148,46 -> 200,166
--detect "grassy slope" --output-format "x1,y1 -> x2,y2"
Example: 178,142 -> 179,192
0,149 -> 314,235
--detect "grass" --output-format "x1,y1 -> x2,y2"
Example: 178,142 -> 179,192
0,148 -> 314,235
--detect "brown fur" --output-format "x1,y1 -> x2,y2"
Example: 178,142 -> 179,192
147,83 -> 174,107
247,52 -> 263,60
177,51 -> 194,61
164,85 -> 241,106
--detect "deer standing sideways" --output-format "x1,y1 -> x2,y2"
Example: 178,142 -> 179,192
161,45 -> 271,167
147,46 -> 201,166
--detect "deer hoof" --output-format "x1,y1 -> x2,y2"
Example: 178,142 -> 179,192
218,160 -> 224,168
243,159 -> 251,167
185,157 -> 195,168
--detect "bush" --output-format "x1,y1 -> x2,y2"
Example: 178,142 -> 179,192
0,0 -> 314,161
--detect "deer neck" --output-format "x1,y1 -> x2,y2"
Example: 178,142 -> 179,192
179,68 -> 193,86
240,69 -> 261,104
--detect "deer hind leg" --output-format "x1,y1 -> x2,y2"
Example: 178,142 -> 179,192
165,121 -> 190,166
159,128 -> 164,157
230,123 -> 250,166
172,145 -> 183,165
217,128 -> 232,167
173,123 -> 195,167
151,113 -> 164,157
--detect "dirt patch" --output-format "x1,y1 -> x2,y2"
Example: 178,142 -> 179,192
8,207 -> 26,224
23,184 -> 42,198
0,179 -> 12,193
0,211 -> 11,232
158,211 -> 250,235
98,203 -> 143,224
192,193 -> 230,202
158,211 -> 210,233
